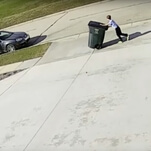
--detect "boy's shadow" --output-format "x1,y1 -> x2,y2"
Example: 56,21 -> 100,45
102,30 -> 151,49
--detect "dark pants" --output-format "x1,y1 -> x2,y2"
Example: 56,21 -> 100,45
115,26 -> 128,41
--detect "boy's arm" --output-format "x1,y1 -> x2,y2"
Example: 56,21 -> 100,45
100,23 -> 110,27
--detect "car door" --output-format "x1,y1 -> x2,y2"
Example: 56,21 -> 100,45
0,40 -> 3,53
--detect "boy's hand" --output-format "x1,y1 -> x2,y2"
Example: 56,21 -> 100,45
100,23 -> 107,26
100,23 -> 105,25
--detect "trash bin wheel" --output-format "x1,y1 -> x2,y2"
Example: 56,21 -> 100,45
95,44 -> 101,49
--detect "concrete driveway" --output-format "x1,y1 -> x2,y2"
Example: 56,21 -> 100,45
1,0 -> 151,151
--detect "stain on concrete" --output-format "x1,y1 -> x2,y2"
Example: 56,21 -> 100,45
9,118 -> 30,132
124,136 -> 132,143
69,130 -> 86,147
48,94 -> 127,147
135,133 -> 140,137
88,59 -> 145,78
33,107 -> 42,112
68,91 -> 125,126
50,133 -> 69,146
92,133 -> 150,148
3,133 -> 15,144
71,96 -> 105,127
94,137 -> 119,147
13,118 -> 30,126
1,119 -> 31,145
49,129 -> 86,147
88,63 -> 132,77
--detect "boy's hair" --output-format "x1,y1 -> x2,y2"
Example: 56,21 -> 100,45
107,15 -> 111,19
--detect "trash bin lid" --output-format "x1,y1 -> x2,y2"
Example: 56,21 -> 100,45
88,21 -> 108,30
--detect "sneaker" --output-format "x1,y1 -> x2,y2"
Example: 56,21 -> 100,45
126,35 -> 129,41
118,40 -> 123,44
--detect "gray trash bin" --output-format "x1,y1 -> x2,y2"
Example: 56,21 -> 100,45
88,21 -> 108,49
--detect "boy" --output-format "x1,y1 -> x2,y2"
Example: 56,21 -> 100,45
106,15 -> 129,43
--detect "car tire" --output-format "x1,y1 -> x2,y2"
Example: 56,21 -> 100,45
5,44 -> 16,53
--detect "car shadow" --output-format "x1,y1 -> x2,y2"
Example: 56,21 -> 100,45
27,35 -> 47,47
102,30 -> 151,49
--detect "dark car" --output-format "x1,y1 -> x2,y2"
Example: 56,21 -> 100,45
0,31 -> 30,53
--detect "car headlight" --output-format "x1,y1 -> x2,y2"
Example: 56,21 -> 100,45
16,38 -> 23,42
25,34 -> 30,40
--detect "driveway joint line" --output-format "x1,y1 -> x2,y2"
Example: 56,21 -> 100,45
22,48 -> 96,151
0,57 -> 42,98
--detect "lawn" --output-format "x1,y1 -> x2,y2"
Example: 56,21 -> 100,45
0,43 -> 51,66
0,0 -> 103,29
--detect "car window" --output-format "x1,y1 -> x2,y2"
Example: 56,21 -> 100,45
0,31 -> 13,40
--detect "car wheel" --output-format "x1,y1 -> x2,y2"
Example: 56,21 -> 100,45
5,44 -> 16,52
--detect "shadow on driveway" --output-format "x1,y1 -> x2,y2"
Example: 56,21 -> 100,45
102,30 -> 151,49
129,31 -> 151,40
28,35 -> 47,46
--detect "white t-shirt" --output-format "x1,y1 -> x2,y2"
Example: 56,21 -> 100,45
108,19 -> 118,28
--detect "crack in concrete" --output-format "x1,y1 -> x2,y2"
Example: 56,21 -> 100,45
41,12 -> 68,36
0,57 -> 41,97
30,12 -> 68,46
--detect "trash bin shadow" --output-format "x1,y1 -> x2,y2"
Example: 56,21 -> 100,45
102,30 -> 151,49
102,38 -> 119,48
28,35 -> 47,47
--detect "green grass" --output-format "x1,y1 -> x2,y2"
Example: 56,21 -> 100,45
0,43 -> 51,66
0,0 -> 102,29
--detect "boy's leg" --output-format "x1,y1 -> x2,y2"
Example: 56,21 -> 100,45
118,26 -> 129,40
121,33 -> 128,37
121,33 -> 129,41
115,27 -> 123,42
